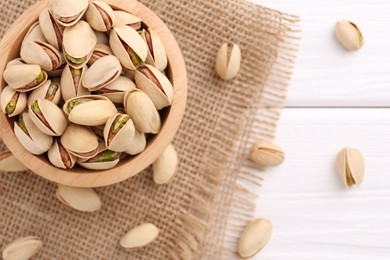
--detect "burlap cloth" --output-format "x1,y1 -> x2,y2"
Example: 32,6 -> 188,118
0,0 -> 300,259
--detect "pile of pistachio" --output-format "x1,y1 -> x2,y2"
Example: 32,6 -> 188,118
0,0 -> 174,170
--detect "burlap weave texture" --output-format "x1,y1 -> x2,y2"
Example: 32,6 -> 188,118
0,0 -> 299,259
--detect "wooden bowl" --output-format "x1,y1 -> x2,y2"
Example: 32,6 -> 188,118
0,0 -> 187,187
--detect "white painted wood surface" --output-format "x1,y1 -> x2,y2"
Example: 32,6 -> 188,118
248,0 -> 390,259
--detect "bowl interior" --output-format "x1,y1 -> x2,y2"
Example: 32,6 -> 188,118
0,0 -> 187,187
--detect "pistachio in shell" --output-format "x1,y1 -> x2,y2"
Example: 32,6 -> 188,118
60,123 -> 99,158
63,95 -> 117,126
48,139 -> 76,169
88,43 -> 114,66
86,1 -> 116,32
125,129 -> 146,155
21,40 -> 63,72
63,21 -> 97,69
0,151 -> 28,172
2,236 -> 43,260
103,113 -> 135,152
77,143 -> 120,170
120,223 -> 159,251
27,79 -> 62,106
153,144 -> 178,185
114,11 -> 142,30
109,26 -> 148,70
5,58 -> 26,68
3,64 -> 48,92
22,22 -> 46,44
14,112 -> 53,155
124,89 -> 161,134
135,64 -> 173,110
60,64 -> 90,101
52,0 -> 89,27
140,28 -> 168,71
1,86 -> 27,117
93,76 -> 136,104
39,8 -> 64,51
82,55 -> 122,91
29,98 -> 68,136
238,218 -> 273,258
56,185 -> 102,212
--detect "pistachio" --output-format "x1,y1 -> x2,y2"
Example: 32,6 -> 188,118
335,20 -> 364,51
28,79 -> 62,106
2,236 -> 43,260
77,143 -> 120,170
60,64 -> 90,101
135,64 -> 173,110
60,124 -> 99,158
48,139 -> 76,169
3,64 -> 48,92
22,22 -> 45,44
215,43 -> 241,80
140,28 -> 168,71
249,140 -> 285,167
0,151 -> 28,172
21,40 -> 63,71
336,147 -> 365,188
109,26 -> 148,70
39,8 -> 64,51
82,55 -> 122,91
153,144 -> 178,184
103,113 -> 135,152
86,1 -> 116,32
56,185 -> 102,212
88,43 -> 114,66
114,11 -> 142,30
125,129 -> 146,155
120,223 -> 159,251
1,86 -> 27,117
238,218 -> 272,258
124,90 -> 161,134
52,0 -> 89,27
93,76 -> 136,104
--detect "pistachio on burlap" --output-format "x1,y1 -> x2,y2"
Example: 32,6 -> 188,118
120,223 -> 159,251
56,185 -> 102,212
2,236 -> 43,260
153,144 -> 178,184
0,151 -> 28,172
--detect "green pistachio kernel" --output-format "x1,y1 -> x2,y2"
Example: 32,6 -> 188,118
95,150 -> 118,162
66,55 -> 86,65
18,117 -> 28,134
31,101 -> 41,113
128,48 -> 143,68
112,114 -> 129,134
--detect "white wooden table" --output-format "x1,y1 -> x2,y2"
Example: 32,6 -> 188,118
250,0 -> 390,259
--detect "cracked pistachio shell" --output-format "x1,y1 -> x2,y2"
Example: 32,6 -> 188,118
238,218 -> 272,258
28,98 -> 68,136
216,43 -> 241,80
77,142 -> 120,170
1,86 -> 27,117
249,140 -> 285,167
103,113 -> 135,152
2,236 -> 43,260
335,21 -> 364,51
114,11 -> 142,30
88,43 -> 114,66
14,112 -> 53,155
120,223 -> 159,251
94,76 -> 136,104
22,22 -> 46,44
39,8 -> 64,51
124,90 -> 161,134
3,64 -> 48,92
86,1 -> 116,32
135,64 -> 173,110
63,95 -> 117,126
48,139 -> 76,169
21,40 -> 63,72
63,21 -> 97,69
60,64 -> 90,101
28,79 -> 62,106
82,55 -> 122,91
336,147 -> 365,188
125,129 -> 146,155
56,185 -> 102,212
0,151 -> 28,172
153,144 -> 178,185
60,124 -> 99,158
141,28 -> 168,71
52,0 -> 89,27
109,26 -> 148,70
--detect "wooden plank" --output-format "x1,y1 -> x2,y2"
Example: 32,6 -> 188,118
251,0 -> 390,107
252,108 -> 390,259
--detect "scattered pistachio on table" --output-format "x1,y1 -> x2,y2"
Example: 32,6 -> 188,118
55,185 -> 102,212
2,236 -> 43,260
120,223 -> 159,251
336,147 -> 365,188
249,140 -> 285,167
335,20 -> 364,51
153,144 -> 178,185
215,43 -> 241,80
238,218 -> 272,259
0,151 -> 28,172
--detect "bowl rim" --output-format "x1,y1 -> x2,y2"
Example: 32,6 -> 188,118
0,0 -> 187,187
